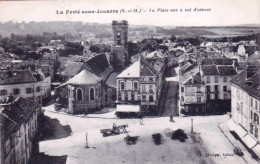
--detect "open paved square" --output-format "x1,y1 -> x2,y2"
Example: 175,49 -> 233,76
39,104 -> 248,164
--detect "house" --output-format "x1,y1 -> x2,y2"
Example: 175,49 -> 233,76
179,69 -> 206,115
116,57 -> 165,116
200,65 -> 237,113
230,67 -> 260,158
178,58 -> 238,115
0,97 -> 41,164
0,69 -> 44,104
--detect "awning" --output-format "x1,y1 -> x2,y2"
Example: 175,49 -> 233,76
252,144 -> 260,157
227,119 -> 247,138
241,134 -> 257,149
116,104 -> 140,113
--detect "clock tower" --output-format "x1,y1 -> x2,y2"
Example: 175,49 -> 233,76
112,20 -> 128,47
110,20 -> 130,71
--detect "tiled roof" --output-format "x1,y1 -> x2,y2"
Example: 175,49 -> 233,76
201,65 -> 237,76
0,97 -> 37,140
0,70 -> 41,85
105,72 -> 119,88
183,72 -> 203,85
201,58 -> 235,65
179,67 -> 199,84
217,66 -> 237,76
66,69 -> 101,85
63,62 -> 88,77
140,58 -> 158,76
85,53 -> 110,76
230,69 -> 260,99
201,65 -> 219,75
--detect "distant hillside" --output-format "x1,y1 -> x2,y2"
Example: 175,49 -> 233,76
0,21 -> 260,39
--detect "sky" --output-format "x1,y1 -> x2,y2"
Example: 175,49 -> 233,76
0,0 -> 259,26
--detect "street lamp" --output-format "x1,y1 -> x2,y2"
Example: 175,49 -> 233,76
85,131 -> 89,148
191,118 -> 194,133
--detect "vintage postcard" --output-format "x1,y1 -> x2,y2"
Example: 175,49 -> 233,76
0,0 -> 260,164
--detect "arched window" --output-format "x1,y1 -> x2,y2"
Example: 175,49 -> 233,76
77,88 -> 83,101
90,87 -> 95,101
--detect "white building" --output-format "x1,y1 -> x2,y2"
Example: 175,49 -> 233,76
0,70 -> 45,104
116,57 -> 165,116
230,68 -> 260,158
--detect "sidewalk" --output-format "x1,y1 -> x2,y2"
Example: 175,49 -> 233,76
219,120 -> 259,164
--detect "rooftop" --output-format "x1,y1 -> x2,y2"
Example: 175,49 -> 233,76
66,69 -> 102,85
230,69 -> 260,99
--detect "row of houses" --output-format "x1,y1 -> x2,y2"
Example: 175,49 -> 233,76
179,58 -> 237,115
0,97 -> 41,164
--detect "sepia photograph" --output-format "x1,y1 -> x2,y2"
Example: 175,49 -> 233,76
0,0 -> 260,163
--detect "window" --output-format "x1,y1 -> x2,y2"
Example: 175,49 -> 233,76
215,93 -> 218,100
224,94 -> 227,100
13,88 -> 20,95
223,77 -> 227,82
206,86 -> 211,92
237,90 -> 240,100
255,100 -> 258,110
149,85 -> 153,93
133,82 -> 138,90
207,76 -> 210,83
207,94 -> 210,100
0,89 -> 7,96
142,85 -> 146,92
197,86 -> 201,92
223,86 -> 227,92
120,82 -> 125,90
250,98 -> 253,107
181,86 -> 184,93
215,76 -> 218,83
142,95 -> 146,101
214,85 -> 218,91
254,113 -> 259,125
36,86 -> 41,92
241,103 -> 243,114
26,88 -> 33,94
149,95 -> 154,102
237,103 -> 240,111
197,97 -> 201,103
90,87 -> 95,101
77,88 -> 83,101
149,78 -> 153,82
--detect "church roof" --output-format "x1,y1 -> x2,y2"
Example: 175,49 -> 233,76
66,69 -> 101,85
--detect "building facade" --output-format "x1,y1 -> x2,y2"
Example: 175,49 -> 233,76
0,70 -> 44,104
116,57 -> 165,116
0,97 -> 40,164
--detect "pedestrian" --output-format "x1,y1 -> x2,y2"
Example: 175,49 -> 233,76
140,116 -> 144,125
169,115 -> 174,122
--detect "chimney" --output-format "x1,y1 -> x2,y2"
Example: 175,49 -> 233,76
246,66 -> 258,79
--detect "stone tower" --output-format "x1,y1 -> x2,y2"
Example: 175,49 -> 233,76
112,20 -> 128,48
110,20 -> 130,71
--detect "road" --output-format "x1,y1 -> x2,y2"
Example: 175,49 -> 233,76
161,66 -> 179,117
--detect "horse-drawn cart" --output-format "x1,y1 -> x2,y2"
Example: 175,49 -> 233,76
100,124 -> 128,137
